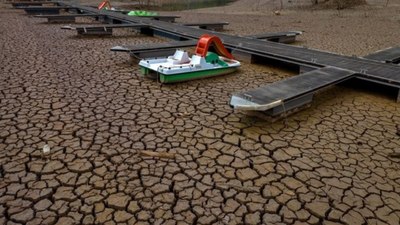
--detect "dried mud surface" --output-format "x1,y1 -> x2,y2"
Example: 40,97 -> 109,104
1,1 -> 400,225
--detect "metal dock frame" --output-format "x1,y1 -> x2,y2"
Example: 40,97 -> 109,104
24,1 -> 400,117
110,31 -> 302,59
19,5 -> 76,15
61,24 -> 150,36
34,14 -> 103,23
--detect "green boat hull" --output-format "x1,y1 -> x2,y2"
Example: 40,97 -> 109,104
140,66 -> 238,83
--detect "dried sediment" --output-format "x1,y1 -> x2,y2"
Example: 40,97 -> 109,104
1,2 -> 400,225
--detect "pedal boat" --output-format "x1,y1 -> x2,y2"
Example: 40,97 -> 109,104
138,34 -> 241,83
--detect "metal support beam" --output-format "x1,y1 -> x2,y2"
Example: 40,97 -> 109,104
130,49 -> 177,60
10,1 -> 56,8
276,36 -> 296,44
35,14 -> 103,23
153,29 -> 188,41
266,94 -> 314,116
78,27 -> 112,36
139,27 -> 154,36
231,50 -> 255,64
299,65 -> 317,74
247,31 -> 302,44
111,40 -> 197,59
48,15 -> 75,23
26,8 -> 61,15
21,6 -> 73,15
183,22 -> 229,31
62,24 -> 148,36
151,16 -> 180,23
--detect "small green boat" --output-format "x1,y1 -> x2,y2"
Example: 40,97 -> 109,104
138,34 -> 241,83
127,10 -> 158,17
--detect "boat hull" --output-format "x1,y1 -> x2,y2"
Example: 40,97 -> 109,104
140,66 -> 238,83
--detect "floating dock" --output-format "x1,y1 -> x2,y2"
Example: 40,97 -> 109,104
18,1 -> 400,117
111,31 -> 302,59
230,67 -> 355,116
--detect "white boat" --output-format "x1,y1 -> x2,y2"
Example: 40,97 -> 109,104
138,34 -> 241,83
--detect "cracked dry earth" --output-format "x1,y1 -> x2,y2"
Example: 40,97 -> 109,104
1,4 -> 400,225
